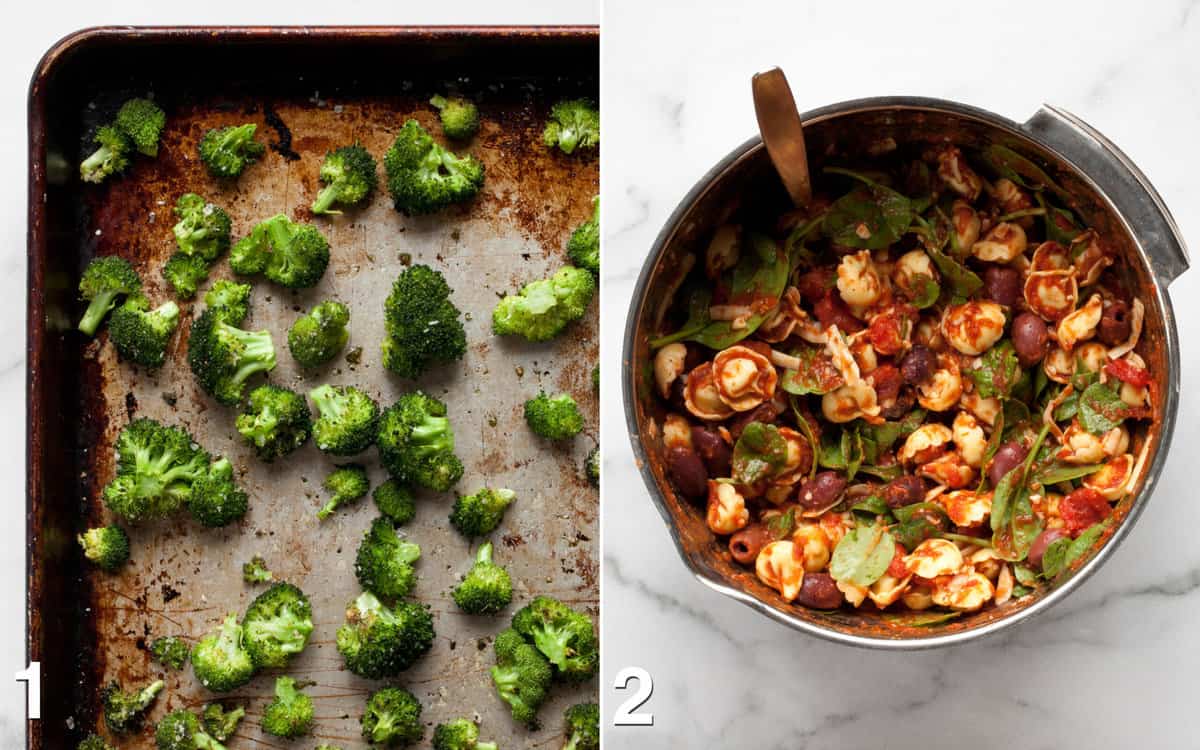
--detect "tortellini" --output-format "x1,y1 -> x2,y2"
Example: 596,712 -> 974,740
942,301 -> 1006,355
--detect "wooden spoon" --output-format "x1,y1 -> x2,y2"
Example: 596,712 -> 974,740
752,67 -> 812,207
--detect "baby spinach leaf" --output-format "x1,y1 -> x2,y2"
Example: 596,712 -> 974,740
789,395 -> 820,482
910,273 -> 941,309
1078,382 -> 1131,434
784,215 -> 825,267
1013,563 -> 1040,587
850,495 -> 890,518
1036,192 -> 1082,245
1039,537 -> 1072,579
818,431 -> 848,470
1010,583 -> 1035,598
969,341 -> 1021,399
925,242 -> 982,301
1036,463 -> 1104,485
689,233 -> 789,350
1001,399 -> 1033,443
732,422 -> 788,484
829,524 -> 895,587
859,409 -> 927,454
977,410 -> 1006,492
858,464 -> 904,482
822,168 -> 918,250
994,485 -> 1043,562
981,144 -> 1070,202
779,344 -> 843,395
892,502 -> 949,550
1053,390 -> 1079,422
649,286 -> 712,350
1042,520 -> 1110,579
991,424 -> 1050,542
766,508 -> 796,541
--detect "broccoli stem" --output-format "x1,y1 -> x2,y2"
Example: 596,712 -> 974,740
476,542 -> 494,566
265,215 -> 293,251
311,184 -> 343,216
222,324 -> 276,385
80,145 -> 114,180
78,290 -> 119,335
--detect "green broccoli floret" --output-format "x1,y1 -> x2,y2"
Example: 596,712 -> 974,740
203,280 -> 251,324
512,596 -> 598,681
150,635 -> 190,670
355,517 -> 421,599
373,479 -> 416,526
318,464 -> 370,520
362,686 -> 423,747
567,197 -> 599,275
200,703 -> 244,742
336,591 -> 435,678
288,301 -> 350,367
108,295 -> 179,367
78,256 -> 141,335
377,392 -> 464,491
492,266 -> 595,342
230,214 -> 330,288
78,733 -> 114,750
453,543 -> 512,615
433,718 -> 498,750
186,458 -> 249,528
114,98 -> 166,157
430,95 -> 480,141
490,628 -> 552,727
162,252 -> 210,300
242,582 -> 314,669
173,193 -> 232,262
102,678 -> 163,733
585,447 -> 599,487
261,676 -> 314,739
563,703 -> 599,750
381,264 -> 467,379
198,123 -> 264,179
102,418 -> 211,522
77,525 -> 130,572
312,144 -> 377,215
242,554 -> 273,584
309,384 -> 380,455
449,488 -> 515,538
235,384 -> 312,461
190,613 -> 255,693
187,308 -> 277,406
80,125 -> 132,184
384,119 -> 485,215
524,392 -> 584,440
543,99 -> 599,155
155,709 -> 227,750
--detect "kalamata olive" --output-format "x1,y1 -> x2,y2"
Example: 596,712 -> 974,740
728,400 -> 785,440
871,364 -> 902,405
814,290 -> 863,333
900,345 -> 936,385
987,442 -> 1029,487
1011,312 -> 1050,366
796,471 -> 847,510
1097,299 -> 1131,346
796,267 -> 834,302
729,524 -> 773,565
794,572 -> 843,609
691,426 -> 732,476
1028,528 -> 1071,571
665,446 -> 708,500
884,475 -> 927,509
879,386 -> 917,420
983,265 -> 1023,307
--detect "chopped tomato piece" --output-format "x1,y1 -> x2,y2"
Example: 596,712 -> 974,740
1103,359 -> 1151,388
886,542 -> 910,578
813,290 -> 863,332
1059,487 -> 1111,536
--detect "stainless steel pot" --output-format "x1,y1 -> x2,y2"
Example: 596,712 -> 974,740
622,97 -> 1188,648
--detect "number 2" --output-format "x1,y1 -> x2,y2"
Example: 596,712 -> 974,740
612,666 -> 653,726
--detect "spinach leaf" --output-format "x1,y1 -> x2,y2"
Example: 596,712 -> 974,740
968,341 -> 1022,399
1078,382 -> 1132,434
990,424 -> 1050,559
910,274 -> 941,309
732,422 -> 788,484
779,344 -> 843,395
1013,563 -> 1040,587
1053,390 -> 1079,422
924,239 -> 983,301
981,144 -> 1070,202
822,168 -> 918,250
789,395 -> 820,482
818,431 -> 848,470
689,233 -> 790,350
649,286 -> 712,350
1041,520 -> 1110,579
1036,192 -> 1082,245
783,215 -> 825,266
1033,365 -> 1050,402
859,409 -> 927,454
766,508 -> 796,541
849,495 -> 891,518
829,524 -> 895,587
1036,463 -> 1104,485
977,410 -> 1005,492
1010,583 -> 1035,598
892,502 -> 949,550
845,429 -> 864,482
858,464 -> 904,481
1001,399 -> 1033,443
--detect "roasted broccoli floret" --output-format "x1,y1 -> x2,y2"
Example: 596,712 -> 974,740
108,295 -> 179,368
492,266 -> 595,342
163,252 -> 210,299
187,308 -> 277,406
150,635 -> 190,670
585,447 -> 599,487
362,686 -> 423,747
242,582 -> 314,669
200,703 -> 244,742
78,525 -> 130,572
235,384 -> 312,461
355,517 -> 421,599
231,214 -> 331,288
384,119 -> 485,215
336,591 -> 435,678
562,703 -> 599,750
78,733 -> 114,750
261,676 -> 314,739
288,301 -> 350,367
312,144 -> 377,215
319,464 -> 370,520
78,256 -> 142,335
449,488 -> 515,538
381,264 -> 467,379
187,458 -> 249,528
524,393 -> 584,440
102,418 -> 211,522
543,99 -> 599,155
199,123 -> 264,179
309,384 -> 380,455
512,596 -> 598,681
433,718 -> 498,750
114,98 -> 166,157
80,125 -> 132,184
490,628 -> 552,727
155,709 -> 227,750
430,95 -> 480,141
203,280 -> 251,325
373,479 -> 416,526
102,678 -> 163,733
377,392 -> 464,491
242,555 -> 273,585
453,543 -> 512,615
173,193 -> 232,261
567,197 -> 599,275
190,613 -> 255,693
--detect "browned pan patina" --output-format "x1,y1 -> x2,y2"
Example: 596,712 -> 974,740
29,27 -> 598,748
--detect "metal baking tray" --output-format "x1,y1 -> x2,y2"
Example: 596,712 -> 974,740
27,26 -> 598,749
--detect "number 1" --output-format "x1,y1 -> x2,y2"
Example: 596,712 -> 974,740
15,661 -> 40,720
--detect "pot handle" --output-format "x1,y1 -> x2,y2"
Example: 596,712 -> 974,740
1023,104 -> 1190,286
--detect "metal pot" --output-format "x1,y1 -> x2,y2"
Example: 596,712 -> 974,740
622,97 -> 1188,648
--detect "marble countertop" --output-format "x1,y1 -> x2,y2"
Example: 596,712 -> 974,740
601,1 -> 1200,747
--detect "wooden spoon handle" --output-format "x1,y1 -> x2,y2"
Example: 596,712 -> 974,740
752,67 -> 812,207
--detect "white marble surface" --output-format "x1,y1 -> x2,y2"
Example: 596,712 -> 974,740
3,1 -> 598,745
601,1 -> 1200,747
